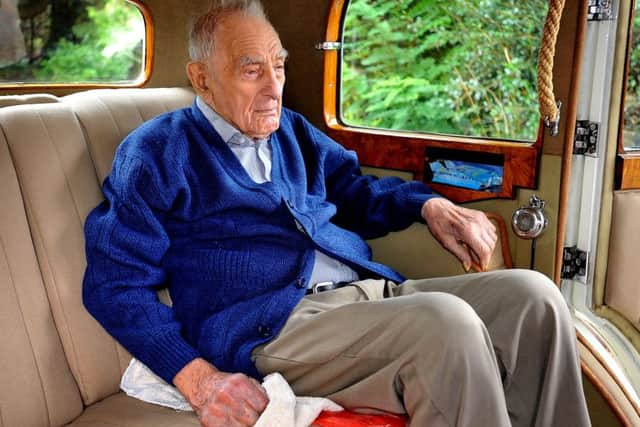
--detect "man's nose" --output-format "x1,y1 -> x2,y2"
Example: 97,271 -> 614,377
262,66 -> 283,99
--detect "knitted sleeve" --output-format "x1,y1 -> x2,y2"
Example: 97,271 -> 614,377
82,150 -> 200,384
303,117 -> 442,240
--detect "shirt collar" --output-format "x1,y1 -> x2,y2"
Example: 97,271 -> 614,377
195,97 -> 267,146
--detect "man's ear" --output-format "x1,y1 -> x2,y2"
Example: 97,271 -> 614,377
186,61 -> 209,94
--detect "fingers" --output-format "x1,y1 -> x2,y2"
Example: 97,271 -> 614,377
479,216 -> 498,269
441,236 -> 473,271
462,242 -> 483,272
463,228 -> 494,271
246,376 -> 269,413
225,374 -> 268,423
422,198 -> 501,272
462,209 -> 499,270
194,372 -> 269,427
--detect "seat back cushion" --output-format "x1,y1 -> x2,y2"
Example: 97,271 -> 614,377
0,128 -> 83,426
605,190 -> 640,332
63,88 -> 195,182
0,103 -> 128,406
0,89 -> 195,406
0,94 -> 59,108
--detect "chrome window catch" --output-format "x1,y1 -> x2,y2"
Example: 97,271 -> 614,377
315,41 -> 342,51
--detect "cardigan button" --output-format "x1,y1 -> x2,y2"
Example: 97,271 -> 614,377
294,219 -> 308,236
295,277 -> 306,289
257,325 -> 272,338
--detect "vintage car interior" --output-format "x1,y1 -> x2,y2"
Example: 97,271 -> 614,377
0,0 -> 639,426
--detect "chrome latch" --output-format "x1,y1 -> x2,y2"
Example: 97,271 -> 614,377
512,195 -> 548,240
544,101 -> 562,137
315,41 -> 342,51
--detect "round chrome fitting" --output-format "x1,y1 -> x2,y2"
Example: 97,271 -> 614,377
512,195 -> 548,240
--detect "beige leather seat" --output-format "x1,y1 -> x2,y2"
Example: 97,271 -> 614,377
0,93 -> 59,108
0,89 -> 198,426
0,87 -> 513,426
0,114 -> 83,426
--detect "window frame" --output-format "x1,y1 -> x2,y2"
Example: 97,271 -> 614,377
322,0 -> 545,203
0,0 -> 153,89
616,0 -> 640,189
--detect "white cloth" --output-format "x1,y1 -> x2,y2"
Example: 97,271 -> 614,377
120,358 -> 193,411
120,358 -> 342,427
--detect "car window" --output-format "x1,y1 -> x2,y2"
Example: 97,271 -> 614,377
623,0 -> 640,151
0,0 -> 146,85
340,0 -> 548,142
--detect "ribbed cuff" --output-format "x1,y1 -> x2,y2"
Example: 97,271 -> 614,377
400,191 -> 442,223
141,333 -> 201,384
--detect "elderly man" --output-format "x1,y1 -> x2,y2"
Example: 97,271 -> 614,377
82,1 -> 591,426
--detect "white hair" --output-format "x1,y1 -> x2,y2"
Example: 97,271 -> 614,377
188,0 -> 269,62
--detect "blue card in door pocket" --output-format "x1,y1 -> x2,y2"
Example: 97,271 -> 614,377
429,160 -> 503,191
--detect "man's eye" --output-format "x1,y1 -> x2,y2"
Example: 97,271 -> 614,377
244,67 -> 260,78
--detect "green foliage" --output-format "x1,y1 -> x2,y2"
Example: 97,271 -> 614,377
341,0 -> 548,141
624,7 -> 640,148
35,0 -> 143,82
0,0 -> 143,83
628,10 -> 640,96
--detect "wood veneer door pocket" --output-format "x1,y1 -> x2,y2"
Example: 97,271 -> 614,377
424,147 -> 505,198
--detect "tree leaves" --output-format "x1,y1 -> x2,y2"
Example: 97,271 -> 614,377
35,0 -> 143,82
341,0 -> 548,141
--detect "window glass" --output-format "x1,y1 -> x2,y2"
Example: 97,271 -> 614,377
0,0 -> 145,85
624,1 -> 640,151
340,0 -> 548,141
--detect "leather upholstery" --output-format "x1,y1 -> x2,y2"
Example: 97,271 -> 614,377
0,103 -> 126,405
0,114 -> 82,426
0,87 -> 511,426
0,89 -> 196,426
64,88 -> 196,182
605,190 -> 640,331
67,393 -> 200,427
0,94 -> 59,108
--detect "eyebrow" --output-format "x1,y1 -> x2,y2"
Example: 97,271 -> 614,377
239,49 -> 289,67
278,49 -> 289,61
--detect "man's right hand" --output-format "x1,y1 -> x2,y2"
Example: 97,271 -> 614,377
174,358 -> 269,427
421,198 -> 497,272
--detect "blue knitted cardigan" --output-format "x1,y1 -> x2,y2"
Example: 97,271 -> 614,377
82,102 -> 438,383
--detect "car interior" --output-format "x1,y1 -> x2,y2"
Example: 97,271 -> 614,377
0,0 -> 639,426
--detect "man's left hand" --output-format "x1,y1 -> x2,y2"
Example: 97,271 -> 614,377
421,198 -> 497,272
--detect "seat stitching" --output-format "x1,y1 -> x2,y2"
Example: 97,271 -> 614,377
28,109 -> 91,400
67,109 -> 102,187
81,94 -> 135,377
158,89 -> 172,113
96,93 -> 138,375
36,111 -> 87,252
60,104 -> 127,382
128,94 -> 146,123
1,119 -> 76,416
0,236 -> 51,426
28,199 -> 92,402
95,95 -> 126,141
160,93 -> 170,112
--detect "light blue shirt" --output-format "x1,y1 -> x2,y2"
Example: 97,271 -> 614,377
196,97 -> 359,287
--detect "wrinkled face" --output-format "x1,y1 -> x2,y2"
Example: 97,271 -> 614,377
196,12 -> 287,139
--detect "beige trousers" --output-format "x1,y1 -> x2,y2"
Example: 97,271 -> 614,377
252,269 -> 591,427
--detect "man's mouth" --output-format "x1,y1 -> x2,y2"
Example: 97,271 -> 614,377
255,108 -> 278,115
